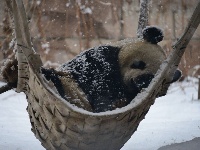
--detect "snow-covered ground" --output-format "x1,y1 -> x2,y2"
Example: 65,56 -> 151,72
0,77 -> 199,150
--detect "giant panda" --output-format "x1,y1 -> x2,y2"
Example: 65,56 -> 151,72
41,26 -> 181,113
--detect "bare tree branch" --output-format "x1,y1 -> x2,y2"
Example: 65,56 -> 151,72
164,0 -> 200,80
134,1 -> 200,106
137,0 -> 150,38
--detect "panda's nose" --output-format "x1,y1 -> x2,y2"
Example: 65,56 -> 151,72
132,74 -> 154,90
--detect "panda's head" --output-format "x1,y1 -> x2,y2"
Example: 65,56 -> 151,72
119,26 -> 166,95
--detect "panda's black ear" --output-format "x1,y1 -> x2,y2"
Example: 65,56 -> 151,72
142,26 -> 164,44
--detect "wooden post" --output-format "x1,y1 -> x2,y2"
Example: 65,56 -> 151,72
172,10 -> 177,39
119,0 -> 125,40
198,77 -> 200,100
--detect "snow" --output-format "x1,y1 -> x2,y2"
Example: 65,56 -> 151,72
75,0 -> 92,14
41,42 -> 50,54
0,89 -> 43,150
0,77 -> 199,150
123,77 -> 200,150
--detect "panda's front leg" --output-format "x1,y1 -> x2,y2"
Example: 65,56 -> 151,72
40,67 -> 66,98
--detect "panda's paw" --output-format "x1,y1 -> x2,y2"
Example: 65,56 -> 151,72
1,58 -> 18,88
142,26 -> 164,44
170,69 -> 182,83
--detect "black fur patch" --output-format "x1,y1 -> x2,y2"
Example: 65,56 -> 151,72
61,45 -> 127,112
142,26 -> 163,44
131,60 -> 146,70
129,73 -> 154,99
41,68 -> 65,98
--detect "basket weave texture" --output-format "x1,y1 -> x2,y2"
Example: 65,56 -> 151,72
24,64 -> 155,150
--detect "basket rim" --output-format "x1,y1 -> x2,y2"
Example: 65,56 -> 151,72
34,66 -> 160,117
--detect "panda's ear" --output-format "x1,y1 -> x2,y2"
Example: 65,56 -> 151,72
142,26 -> 164,44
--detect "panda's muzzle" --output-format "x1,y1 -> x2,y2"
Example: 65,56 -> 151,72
131,73 -> 154,93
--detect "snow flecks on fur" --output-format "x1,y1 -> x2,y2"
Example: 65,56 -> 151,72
59,46 -> 116,93
58,45 -> 127,112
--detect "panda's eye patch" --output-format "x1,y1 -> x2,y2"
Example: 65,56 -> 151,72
131,61 -> 146,70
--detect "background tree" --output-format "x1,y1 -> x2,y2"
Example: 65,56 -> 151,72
0,0 -> 199,96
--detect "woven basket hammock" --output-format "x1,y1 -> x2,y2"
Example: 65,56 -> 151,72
7,0 -> 199,149
25,61 -> 155,150
17,44 -> 159,150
